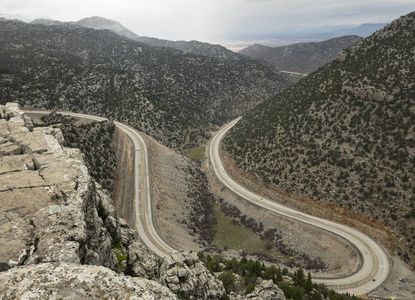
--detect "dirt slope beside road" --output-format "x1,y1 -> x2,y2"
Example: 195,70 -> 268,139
204,148 -> 360,277
213,147 -> 415,298
145,135 -> 204,251
112,126 -> 135,228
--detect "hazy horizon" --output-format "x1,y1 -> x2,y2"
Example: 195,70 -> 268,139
1,0 -> 415,43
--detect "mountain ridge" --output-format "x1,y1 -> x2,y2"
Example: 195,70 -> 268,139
0,19 -> 288,148
224,11 -> 415,263
31,16 -> 243,61
239,35 -> 363,74
312,23 -> 388,39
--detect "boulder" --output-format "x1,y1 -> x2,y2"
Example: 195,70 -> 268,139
337,50 -> 346,62
127,241 -> 160,279
246,280 -> 286,300
160,251 -> 226,299
0,262 -> 177,300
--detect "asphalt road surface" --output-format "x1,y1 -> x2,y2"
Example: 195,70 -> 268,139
208,117 -> 390,295
24,110 -> 175,257
25,110 -> 390,296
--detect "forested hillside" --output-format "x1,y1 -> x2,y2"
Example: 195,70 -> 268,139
239,35 -> 362,74
79,16 -> 243,60
224,12 -> 415,260
0,19 -> 288,148
36,112 -> 117,194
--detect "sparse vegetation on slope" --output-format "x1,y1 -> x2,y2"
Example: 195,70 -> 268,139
224,12 -> 415,262
186,164 -> 217,244
215,200 -> 326,270
0,19 -> 288,149
198,253 -> 358,300
239,35 -> 362,74
50,16 -> 243,61
36,112 -> 117,194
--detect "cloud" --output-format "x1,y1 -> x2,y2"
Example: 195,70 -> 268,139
1,0 -> 415,41
222,0 -> 415,38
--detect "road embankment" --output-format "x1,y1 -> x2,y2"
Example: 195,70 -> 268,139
112,126 -> 135,228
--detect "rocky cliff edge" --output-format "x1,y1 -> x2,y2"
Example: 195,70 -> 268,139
0,103 -> 226,299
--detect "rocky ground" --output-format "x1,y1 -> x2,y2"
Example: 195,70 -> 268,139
1,262 -> 175,300
204,149 -> 360,276
22,109 -> 288,298
0,104 -> 231,299
146,134 -> 205,251
28,112 -> 137,229
209,133 -> 415,299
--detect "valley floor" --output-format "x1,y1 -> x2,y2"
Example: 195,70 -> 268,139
209,146 -> 415,299
146,134 -> 204,252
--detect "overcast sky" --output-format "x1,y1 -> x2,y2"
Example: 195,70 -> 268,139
1,0 -> 415,42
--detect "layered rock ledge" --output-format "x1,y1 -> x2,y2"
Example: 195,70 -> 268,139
0,103 -> 118,270
0,103 -> 226,299
0,262 -> 174,300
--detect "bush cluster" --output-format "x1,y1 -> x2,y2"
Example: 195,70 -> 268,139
38,112 -> 117,194
198,252 -> 357,300
224,12 -> 415,258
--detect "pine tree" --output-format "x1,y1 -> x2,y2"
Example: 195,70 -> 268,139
294,266 -> 305,287
305,271 -> 313,293
276,267 -> 283,282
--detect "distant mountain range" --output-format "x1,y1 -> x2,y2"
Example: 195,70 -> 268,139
224,12 -> 415,262
311,23 -> 388,39
239,35 -> 363,74
226,22 -> 388,42
29,16 -> 386,59
31,16 -> 242,61
0,18 -> 288,149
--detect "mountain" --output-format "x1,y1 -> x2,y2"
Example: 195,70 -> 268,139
76,16 -> 241,60
32,16 -> 142,42
35,16 -> 242,61
77,16 -> 243,61
75,16 -> 142,42
131,37 -> 243,61
0,19 -> 288,148
227,22 -> 387,42
31,18 -> 64,26
224,12 -> 415,261
239,35 -> 363,74
312,23 -> 388,39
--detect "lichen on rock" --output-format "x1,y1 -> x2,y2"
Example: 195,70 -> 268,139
0,262 -> 177,300
160,251 -> 226,299
246,280 -> 286,300
0,103 -> 227,299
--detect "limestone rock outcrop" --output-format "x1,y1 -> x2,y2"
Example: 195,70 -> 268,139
127,240 -> 160,279
1,103 -> 115,270
160,251 -> 226,299
229,280 -> 286,300
246,280 -> 286,300
0,262 -> 176,300
0,103 -> 229,299
0,103 -> 175,298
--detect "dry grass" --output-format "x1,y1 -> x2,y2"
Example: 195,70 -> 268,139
185,146 -> 206,161
213,204 -> 286,261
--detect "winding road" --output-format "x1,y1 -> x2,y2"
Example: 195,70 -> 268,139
25,110 -> 390,296
24,110 -> 175,258
208,117 -> 390,295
